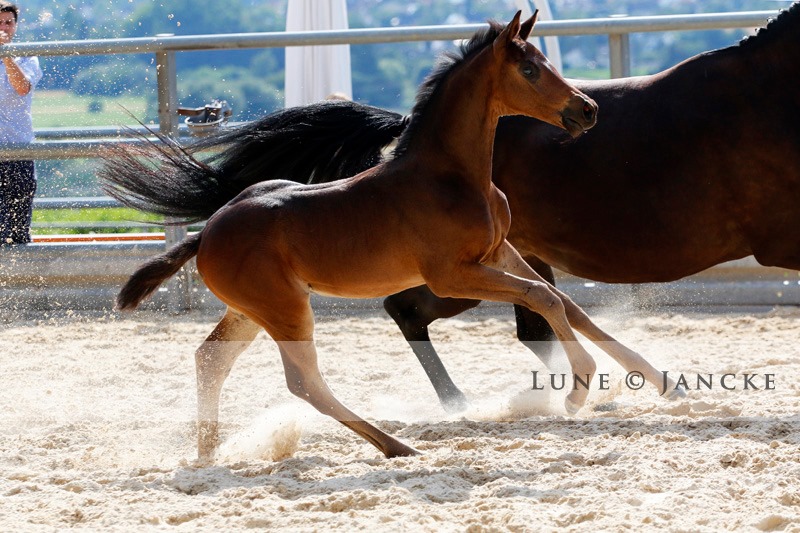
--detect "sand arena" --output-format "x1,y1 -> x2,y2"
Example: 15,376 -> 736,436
1,304 -> 799,531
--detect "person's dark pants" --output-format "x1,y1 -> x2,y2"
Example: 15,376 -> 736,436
0,160 -> 37,245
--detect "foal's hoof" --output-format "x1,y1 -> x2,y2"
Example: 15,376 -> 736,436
193,455 -> 216,468
663,386 -> 688,401
385,442 -> 422,458
564,388 -> 588,416
564,398 -> 583,416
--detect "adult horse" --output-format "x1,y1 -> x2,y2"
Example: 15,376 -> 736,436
160,3 -> 798,412
103,13 -> 676,461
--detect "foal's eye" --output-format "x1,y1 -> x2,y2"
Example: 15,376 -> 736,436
520,62 -> 538,78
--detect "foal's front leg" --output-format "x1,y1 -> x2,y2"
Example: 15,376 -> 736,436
423,258 -> 597,413
491,241 -> 683,399
195,307 -> 262,463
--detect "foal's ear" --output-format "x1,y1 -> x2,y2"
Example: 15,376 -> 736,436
519,10 -> 538,41
494,10 -> 522,53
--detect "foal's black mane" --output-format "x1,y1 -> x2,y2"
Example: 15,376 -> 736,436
393,21 -> 505,157
738,1 -> 800,49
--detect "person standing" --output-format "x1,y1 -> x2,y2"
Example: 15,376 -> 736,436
0,1 -> 42,245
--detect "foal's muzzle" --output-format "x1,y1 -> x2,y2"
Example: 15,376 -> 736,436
561,96 -> 598,138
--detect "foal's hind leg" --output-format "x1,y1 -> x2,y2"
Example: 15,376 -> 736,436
555,294 -> 684,399
277,339 -> 420,458
249,296 -> 419,458
195,307 -> 261,462
383,286 -> 475,412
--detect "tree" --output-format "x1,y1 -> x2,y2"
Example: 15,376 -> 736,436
71,61 -> 146,97
126,0 -> 286,71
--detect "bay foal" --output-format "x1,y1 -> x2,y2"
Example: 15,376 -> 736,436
106,13 -> 669,461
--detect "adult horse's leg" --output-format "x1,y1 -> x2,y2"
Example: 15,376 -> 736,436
195,307 -> 261,462
383,287 -> 475,412
515,255 -> 561,369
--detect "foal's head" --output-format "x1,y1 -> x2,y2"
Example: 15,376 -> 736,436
491,11 -> 597,137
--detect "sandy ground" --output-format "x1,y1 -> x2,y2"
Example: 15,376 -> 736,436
1,303 -> 799,531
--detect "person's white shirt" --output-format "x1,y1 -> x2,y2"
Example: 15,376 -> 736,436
0,55 -> 42,143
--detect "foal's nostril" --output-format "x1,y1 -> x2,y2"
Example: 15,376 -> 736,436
582,100 -> 595,122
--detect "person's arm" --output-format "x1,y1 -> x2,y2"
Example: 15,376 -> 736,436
2,56 -> 31,96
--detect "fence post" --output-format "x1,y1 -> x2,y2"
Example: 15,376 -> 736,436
608,32 -> 631,78
156,47 -> 193,311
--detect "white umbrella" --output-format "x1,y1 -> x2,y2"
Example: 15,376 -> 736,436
284,0 -> 352,108
515,0 -> 562,72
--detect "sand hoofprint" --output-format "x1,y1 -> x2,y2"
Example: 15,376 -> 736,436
1,308 -> 799,531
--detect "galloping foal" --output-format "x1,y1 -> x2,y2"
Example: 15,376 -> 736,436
103,12 -> 675,461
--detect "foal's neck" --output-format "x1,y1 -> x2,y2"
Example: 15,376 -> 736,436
405,51 -> 502,191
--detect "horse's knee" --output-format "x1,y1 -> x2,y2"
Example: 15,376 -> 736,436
195,312 -> 258,389
195,344 -> 230,391
285,376 -> 306,399
283,364 -> 310,399
195,344 -> 215,369
195,347 -> 217,392
524,282 -> 565,316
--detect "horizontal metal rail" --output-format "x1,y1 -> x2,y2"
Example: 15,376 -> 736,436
2,126 -> 240,159
34,197 -> 121,209
0,138 -> 159,160
34,123 -> 216,140
0,11 -> 775,57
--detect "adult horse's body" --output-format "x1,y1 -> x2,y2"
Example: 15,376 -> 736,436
183,4 -> 798,411
494,4 -> 800,283
103,14 -> 676,461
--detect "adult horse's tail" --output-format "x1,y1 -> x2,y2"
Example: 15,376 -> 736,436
99,100 -> 407,224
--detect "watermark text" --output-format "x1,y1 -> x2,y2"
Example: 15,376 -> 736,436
531,370 -> 776,394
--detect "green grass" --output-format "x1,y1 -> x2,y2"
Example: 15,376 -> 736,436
32,207 -> 165,235
32,90 -> 149,128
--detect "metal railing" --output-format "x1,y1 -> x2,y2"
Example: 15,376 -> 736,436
0,10 -> 776,162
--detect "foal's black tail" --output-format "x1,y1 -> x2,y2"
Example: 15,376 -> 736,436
99,100 -> 408,224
